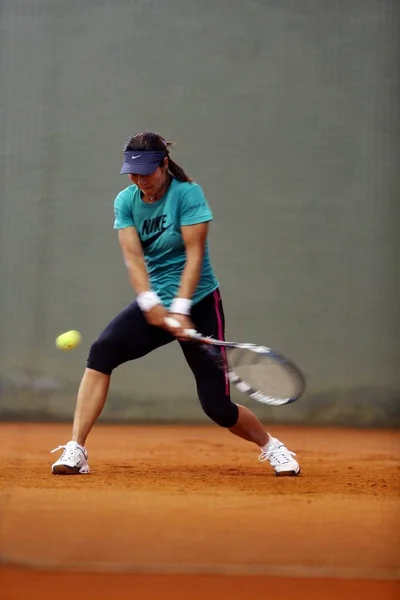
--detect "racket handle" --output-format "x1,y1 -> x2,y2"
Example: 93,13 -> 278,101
164,317 -> 199,339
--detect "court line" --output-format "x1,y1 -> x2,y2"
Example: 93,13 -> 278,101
1,556 -> 398,581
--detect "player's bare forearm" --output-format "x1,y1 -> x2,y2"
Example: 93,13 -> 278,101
124,254 -> 151,295
177,253 -> 204,299
179,222 -> 208,299
118,228 -> 151,295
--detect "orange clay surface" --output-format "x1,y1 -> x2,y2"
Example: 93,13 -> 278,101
0,423 -> 399,600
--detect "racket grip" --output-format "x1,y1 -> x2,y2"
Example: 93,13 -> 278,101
164,317 -> 199,339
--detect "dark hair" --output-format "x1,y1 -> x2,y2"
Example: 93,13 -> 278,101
124,132 -> 193,182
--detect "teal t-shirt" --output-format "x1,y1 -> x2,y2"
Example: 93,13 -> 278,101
113,178 -> 219,307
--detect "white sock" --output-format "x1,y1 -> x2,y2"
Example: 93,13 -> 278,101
68,440 -> 85,450
260,433 -> 272,452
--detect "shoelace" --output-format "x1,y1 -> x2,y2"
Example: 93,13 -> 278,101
258,445 -> 296,465
50,444 -> 82,461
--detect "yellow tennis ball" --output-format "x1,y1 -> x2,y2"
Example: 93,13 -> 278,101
56,330 -> 82,351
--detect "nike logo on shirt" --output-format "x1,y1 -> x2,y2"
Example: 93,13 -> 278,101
141,224 -> 173,249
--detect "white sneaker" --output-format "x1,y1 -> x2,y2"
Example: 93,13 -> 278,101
51,441 -> 90,475
259,436 -> 300,476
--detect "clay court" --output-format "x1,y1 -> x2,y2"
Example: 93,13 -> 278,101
0,422 -> 399,599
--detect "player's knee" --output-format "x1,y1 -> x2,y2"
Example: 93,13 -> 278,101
202,400 -> 239,428
86,336 -> 119,375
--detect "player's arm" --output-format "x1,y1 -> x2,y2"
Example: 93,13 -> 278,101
166,222 -> 208,339
167,185 -> 213,337
177,222 -> 209,300
118,227 -> 151,295
166,222 -> 209,338
117,228 -> 171,330
114,191 -> 150,295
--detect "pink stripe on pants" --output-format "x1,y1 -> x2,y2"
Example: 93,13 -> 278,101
213,289 -> 230,396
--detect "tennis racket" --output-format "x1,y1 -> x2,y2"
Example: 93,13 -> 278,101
165,317 -> 306,406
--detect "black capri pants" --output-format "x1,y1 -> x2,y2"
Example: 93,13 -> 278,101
87,288 -> 239,428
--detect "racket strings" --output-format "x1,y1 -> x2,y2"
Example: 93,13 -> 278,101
226,347 -> 301,400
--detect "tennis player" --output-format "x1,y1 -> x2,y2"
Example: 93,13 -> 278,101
51,132 -> 300,476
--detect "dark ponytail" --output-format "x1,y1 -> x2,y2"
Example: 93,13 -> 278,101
124,132 -> 193,183
167,157 -> 193,182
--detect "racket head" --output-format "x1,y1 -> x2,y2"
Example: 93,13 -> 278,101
199,341 -> 306,406
164,317 -> 305,406
225,344 -> 306,406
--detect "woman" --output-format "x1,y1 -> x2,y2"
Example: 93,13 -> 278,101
51,132 -> 300,476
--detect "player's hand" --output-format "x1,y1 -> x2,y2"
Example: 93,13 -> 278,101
166,313 -> 196,340
144,304 -> 170,329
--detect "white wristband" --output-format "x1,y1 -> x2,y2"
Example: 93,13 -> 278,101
169,298 -> 192,315
137,291 -> 162,312
169,297 -> 192,315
